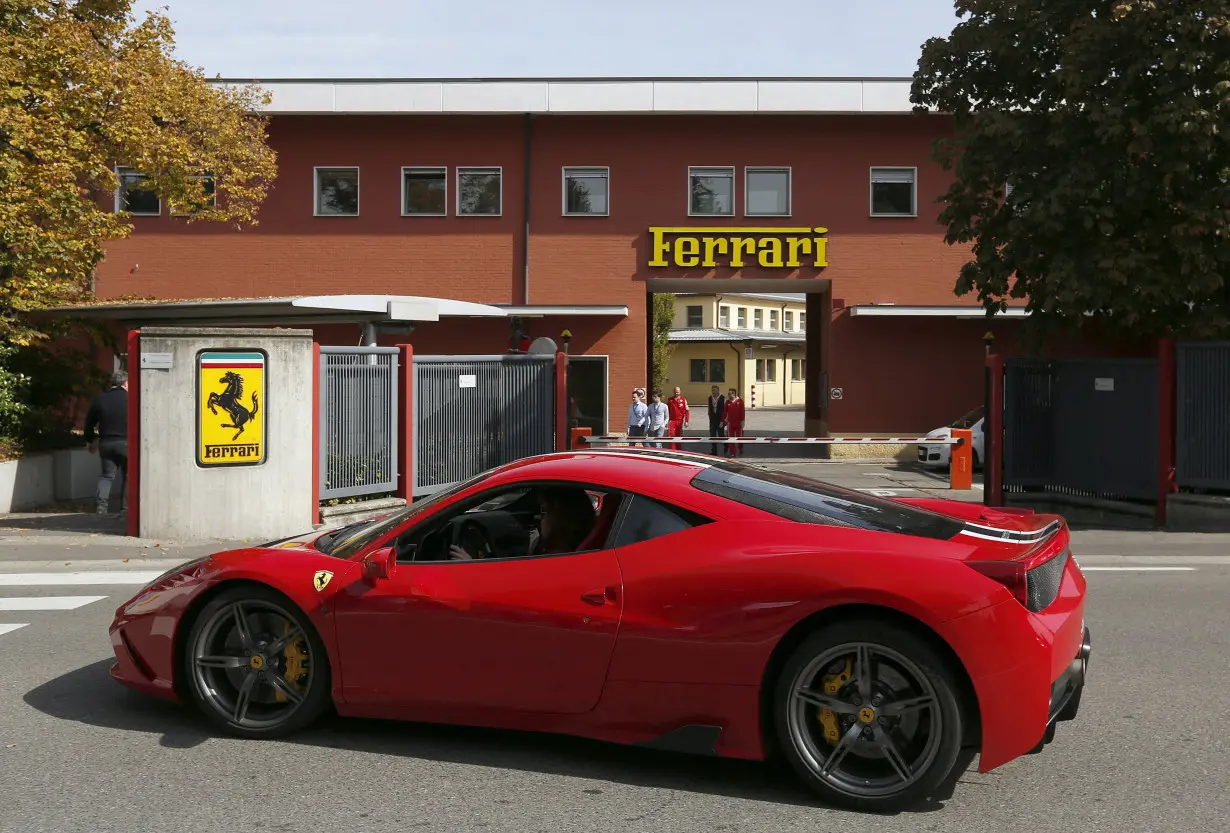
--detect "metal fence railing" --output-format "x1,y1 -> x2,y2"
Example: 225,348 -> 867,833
319,346 -> 399,500
1176,341 -> 1230,491
413,354 -> 555,495
1003,356 -> 1158,501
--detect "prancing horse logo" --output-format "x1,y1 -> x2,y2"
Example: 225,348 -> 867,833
313,570 -> 333,592
206,371 -> 260,441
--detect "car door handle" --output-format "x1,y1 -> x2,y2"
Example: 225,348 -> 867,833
581,587 -> 617,606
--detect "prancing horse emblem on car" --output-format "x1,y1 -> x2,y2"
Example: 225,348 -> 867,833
313,570 -> 333,592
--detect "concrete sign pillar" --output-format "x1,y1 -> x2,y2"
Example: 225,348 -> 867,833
137,327 -> 314,541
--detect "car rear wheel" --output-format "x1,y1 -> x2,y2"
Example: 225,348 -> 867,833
183,585 -> 331,738
772,620 -> 966,812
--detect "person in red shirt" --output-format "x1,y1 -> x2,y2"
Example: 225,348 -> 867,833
666,386 -> 690,451
723,387 -> 746,458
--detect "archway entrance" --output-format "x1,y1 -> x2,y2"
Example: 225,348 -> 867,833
645,278 -> 833,437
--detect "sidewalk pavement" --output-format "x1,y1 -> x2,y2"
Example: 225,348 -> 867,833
0,511 -> 243,564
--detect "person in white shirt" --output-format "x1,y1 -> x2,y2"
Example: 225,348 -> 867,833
626,388 -> 649,446
646,389 -> 670,447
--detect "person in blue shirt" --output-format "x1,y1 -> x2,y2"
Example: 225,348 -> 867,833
626,388 -> 649,446
646,389 -> 670,448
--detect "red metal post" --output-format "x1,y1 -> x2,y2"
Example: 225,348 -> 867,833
125,330 -> 140,538
555,351 -> 568,452
311,343 -> 321,526
1156,337 -> 1177,527
397,343 -> 414,503
986,354 -> 1005,507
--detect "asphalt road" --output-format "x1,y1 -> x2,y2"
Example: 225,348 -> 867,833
1,531 -> 1228,833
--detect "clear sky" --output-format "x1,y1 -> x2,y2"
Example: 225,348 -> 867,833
132,0 -> 961,79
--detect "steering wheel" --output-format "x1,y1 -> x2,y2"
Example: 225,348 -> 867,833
447,517 -> 496,560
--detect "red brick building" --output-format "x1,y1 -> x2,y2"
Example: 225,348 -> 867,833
86,77 -> 1143,434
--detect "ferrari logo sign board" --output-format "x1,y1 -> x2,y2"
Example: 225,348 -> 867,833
197,350 -> 266,467
313,570 -> 333,592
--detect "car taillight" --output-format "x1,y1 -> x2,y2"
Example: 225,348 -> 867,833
967,560 -> 1030,607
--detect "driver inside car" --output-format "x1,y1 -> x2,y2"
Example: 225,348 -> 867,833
448,487 -> 597,560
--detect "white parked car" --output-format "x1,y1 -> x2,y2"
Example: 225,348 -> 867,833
917,406 -> 984,469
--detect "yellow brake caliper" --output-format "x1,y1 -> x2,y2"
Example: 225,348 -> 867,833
817,660 -> 852,745
275,622 -> 308,703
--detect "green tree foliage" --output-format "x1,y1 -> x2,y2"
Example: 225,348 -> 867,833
1,1 -> 277,456
651,293 -> 676,392
912,0 -> 1230,341
1,0 -> 277,347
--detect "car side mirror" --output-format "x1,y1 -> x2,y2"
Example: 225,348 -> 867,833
363,546 -> 397,581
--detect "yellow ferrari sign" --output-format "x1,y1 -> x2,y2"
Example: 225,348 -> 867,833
196,350 -> 266,467
313,570 -> 333,592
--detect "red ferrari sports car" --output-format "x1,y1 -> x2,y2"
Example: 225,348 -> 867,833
109,448 -> 1090,812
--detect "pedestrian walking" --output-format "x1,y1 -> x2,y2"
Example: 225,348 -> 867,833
706,385 -> 727,455
84,370 -> 129,515
646,390 -> 669,447
666,386 -> 690,451
723,387 -> 746,458
626,388 -> 648,446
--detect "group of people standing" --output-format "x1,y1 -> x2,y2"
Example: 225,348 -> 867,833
625,385 -> 746,457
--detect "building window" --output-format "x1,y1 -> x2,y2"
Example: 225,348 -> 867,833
745,167 -> 790,216
114,167 -> 160,216
314,167 -> 359,216
690,358 -> 707,382
458,167 -> 501,216
169,174 -> 216,217
784,311 -> 794,330
402,167 -> 447,216
563,167 -> 609,216
753,309 -> 763,330
688,166 -> 734,216
791,358 -> 806,381
769,310 -> 779,330
685,305 -> 703,328
719,306 -> 730,328
800,312 -> 807,330
709,359 -> 726,383
870,167 -> 917,217
737,307 -> 747,329
756,359 -> 777,383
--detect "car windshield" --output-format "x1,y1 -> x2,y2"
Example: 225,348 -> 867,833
690,461 -> 965,540
949,406 -> 984,429
321,472 -> 493,559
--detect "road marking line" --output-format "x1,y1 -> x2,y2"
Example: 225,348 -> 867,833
0,596 -> 108,611
0,571 -> 162,586
1081,567 -> 1196,572
0,623 -> 29,636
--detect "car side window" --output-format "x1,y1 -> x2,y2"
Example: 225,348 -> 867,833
611,494 -> 710,548
397,481 -> 622,562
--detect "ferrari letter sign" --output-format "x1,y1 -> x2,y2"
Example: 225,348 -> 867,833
197,350 -> 267,467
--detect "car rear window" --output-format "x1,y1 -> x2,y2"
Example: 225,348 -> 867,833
690,462 -> 965,540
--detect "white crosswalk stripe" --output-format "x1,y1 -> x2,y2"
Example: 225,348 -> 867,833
0,566 -> 163,640
0,596 -> 108,611
0,571 -> 164,586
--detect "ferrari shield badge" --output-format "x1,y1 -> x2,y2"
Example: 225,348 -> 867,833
313,570 -> 333,592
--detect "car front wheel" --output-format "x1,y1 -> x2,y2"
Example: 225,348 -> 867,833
183,585 -> 331,738
772,619 -> 967,812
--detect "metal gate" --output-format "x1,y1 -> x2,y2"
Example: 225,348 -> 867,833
319,346 -> 399,500
413,354 -> 556,494
1176,341 -> 1230,491
1004,357 -> 1158,500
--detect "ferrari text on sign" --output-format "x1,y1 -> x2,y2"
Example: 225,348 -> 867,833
647,226 -> 829,269
196,350 -> 267,467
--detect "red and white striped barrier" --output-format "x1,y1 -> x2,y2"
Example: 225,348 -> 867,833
583,435 -> 963,445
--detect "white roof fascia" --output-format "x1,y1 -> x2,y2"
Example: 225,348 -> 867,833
211,78 -> 931,116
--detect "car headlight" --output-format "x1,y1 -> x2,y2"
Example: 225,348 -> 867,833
142,556 -> 211,590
